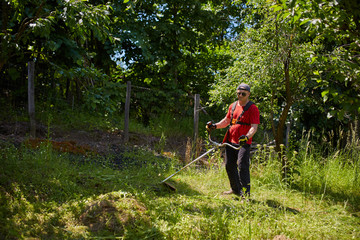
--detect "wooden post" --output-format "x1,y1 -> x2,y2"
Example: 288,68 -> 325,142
193,94 -> 200,142
124,81 -> 131,142
193,94 -> 200,143
28,61 -> 36,138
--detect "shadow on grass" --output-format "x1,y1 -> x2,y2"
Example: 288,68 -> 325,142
129,176 -> 203,198
290,183 -> 360,214
106,144 -> 203,197
321,189 -> 360,215
248,199 -> 300,214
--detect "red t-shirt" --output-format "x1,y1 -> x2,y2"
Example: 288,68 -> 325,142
224,101 -> 260,144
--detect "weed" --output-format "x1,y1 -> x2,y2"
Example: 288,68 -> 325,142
155,132 -> 167,153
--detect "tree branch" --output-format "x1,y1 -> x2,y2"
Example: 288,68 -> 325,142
15,2 -> 46,42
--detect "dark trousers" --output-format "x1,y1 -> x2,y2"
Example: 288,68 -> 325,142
225,144 -> 251,196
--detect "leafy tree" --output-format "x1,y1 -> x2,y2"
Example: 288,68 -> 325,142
272,0 -> 360,144
109,0 -> 245,122
210,0 -> 314,155
118,1 -> 245,89
211,0 -> 360,149
299,0 -> 359,120
1,0 -> 114,103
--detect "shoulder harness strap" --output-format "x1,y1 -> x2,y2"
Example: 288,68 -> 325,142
230,101 -> 254,126
230,101 -> 237,126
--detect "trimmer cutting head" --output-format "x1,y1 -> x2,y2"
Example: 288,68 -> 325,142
162,181 -> 176,191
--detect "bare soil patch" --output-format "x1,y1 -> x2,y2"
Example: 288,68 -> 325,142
0,121 -> 189,160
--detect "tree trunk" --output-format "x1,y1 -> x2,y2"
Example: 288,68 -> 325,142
276,46 -> 293,179
0,1 -> 9,73
270,90 -> 277,139
0,60 -> 5,73
275,104 -> 292,151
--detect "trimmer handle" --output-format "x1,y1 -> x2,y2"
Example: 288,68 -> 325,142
208,132 -> 243,150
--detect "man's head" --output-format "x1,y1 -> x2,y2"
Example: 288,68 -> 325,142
236,83 -> 250,100
236,83 -> 250,92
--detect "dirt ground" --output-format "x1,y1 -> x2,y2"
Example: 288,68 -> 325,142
0,121 -> 190,160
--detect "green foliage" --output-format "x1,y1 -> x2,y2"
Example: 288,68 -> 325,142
269,0 -> 360,122
2,0 -> 243,133
1,0 -> 116,112
1,0 -> 114,68
83,81 -> 126,116
113,0 -> 240,96
211,0 -> 315,151
149,112 -> 193,137
210,0 -> 359,151
2,0 -> 359,151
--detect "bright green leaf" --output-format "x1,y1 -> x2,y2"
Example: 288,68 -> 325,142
321,90 -> 329,98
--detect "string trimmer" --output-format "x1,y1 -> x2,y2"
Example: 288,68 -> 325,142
161,131 -> 243,191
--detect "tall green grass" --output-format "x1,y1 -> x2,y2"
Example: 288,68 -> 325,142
294,136 -> 360,204
252,131 -> 360,208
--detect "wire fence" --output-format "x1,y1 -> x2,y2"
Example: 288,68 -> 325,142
123,81 -> 207,144
15,62 -> 213,146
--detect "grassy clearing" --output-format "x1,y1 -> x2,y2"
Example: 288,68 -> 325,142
1,132 -> 360,239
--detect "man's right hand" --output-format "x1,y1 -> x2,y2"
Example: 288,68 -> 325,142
206,121 -> 216,131
239,135 -> 249,145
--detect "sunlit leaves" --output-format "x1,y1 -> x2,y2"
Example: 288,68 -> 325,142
239,0 -> 360,124
29,17 -> 55,38
1,0 -> 114,73
61,0 -> 113,44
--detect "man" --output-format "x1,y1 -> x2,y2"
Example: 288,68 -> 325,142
206,83 -> 260,198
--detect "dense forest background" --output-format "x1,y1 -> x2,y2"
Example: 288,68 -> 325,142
1,0 -> 359,150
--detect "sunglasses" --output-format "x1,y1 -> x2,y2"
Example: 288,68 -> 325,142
237,92 -> 247,97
